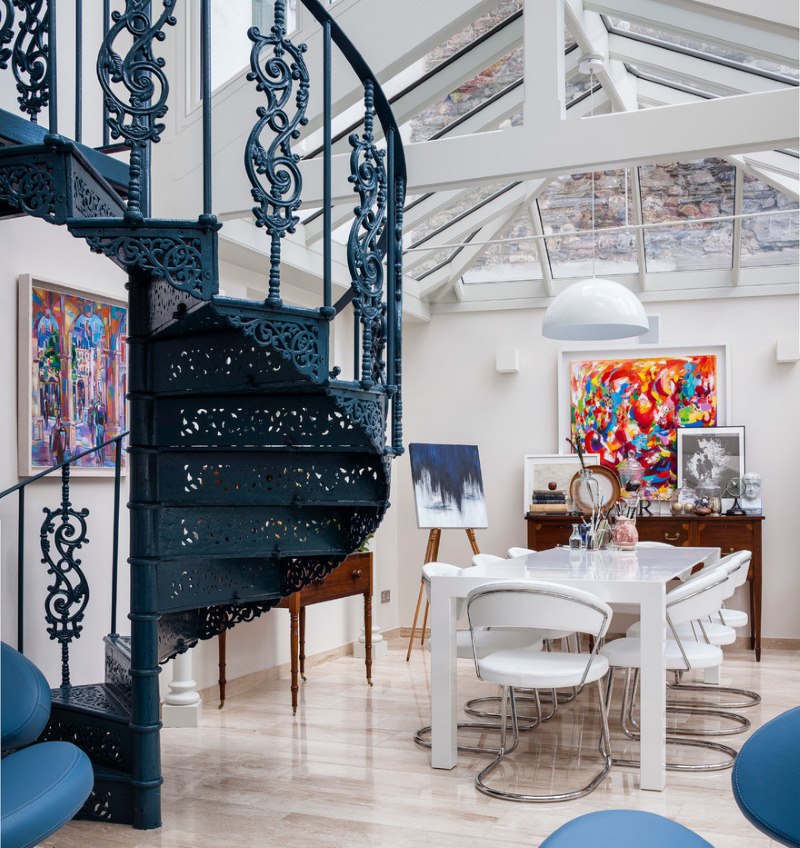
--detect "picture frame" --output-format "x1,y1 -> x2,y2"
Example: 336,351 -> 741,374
522,453 -> 599,516
677,425 -> 745,507
558,343 -> 730,497
18,274 -> 128,477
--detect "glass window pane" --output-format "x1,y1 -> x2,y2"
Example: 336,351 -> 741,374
640,158 -> 735,272
740,175 -> 799,268
626,64 -> 730,99
462,212 -> 543,283
408,249 -> 457,281
606,16 -> 799,82
538,171 -> 638,278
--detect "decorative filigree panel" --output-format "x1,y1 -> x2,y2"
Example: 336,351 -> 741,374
0,160 -> 56,220
11,0 -> 50,121
105,648 -> 131,707
146,276 -> 201,333
77,789 -> 113,822
51,683 -> 130,719
332,391 -> 386,452
198,601 -> 279,639
42,715 -> 125,765
245,0 -> 309,305
72,171 -> 119,219
280,556 -> 344,595
227,315 -> 323,382
391,178 -> 406,452
0,0 -> 14,70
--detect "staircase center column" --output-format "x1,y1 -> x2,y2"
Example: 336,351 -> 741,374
162,648 -> 202,728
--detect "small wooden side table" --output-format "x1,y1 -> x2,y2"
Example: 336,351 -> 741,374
217,552 -> 373,713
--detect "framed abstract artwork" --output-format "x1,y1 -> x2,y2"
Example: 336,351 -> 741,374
677,426 -> 745,504
18,275 -> 128,476
409,443 -> 488,529
558,344 -> 730,497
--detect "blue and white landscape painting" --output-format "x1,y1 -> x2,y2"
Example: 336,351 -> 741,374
409,443 -> 489,529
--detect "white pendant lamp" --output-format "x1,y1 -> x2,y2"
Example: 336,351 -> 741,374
542,55 -> 648,341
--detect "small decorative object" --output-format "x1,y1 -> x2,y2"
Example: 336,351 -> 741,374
617,451 -> 645,495
741,471 -> 762,515
694,503 -> 712,516
708,495 -> 722,515
522,453 -> 599,516
612,516 -> 638,550
725,477 -> 747,516
569,524 -> 582,550
677,425 -> 745,511
674,484 -> 696,513
548,481 -> 558,491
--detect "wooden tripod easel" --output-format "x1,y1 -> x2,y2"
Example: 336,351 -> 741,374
405,527 -> 480,661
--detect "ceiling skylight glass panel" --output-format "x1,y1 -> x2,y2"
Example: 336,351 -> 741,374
462,212 -> 543,283
626,64 -> 730,98
606,17 -> 799,83
538,171 -> 638,278
407,248 -> 458,281
640,159 -> 735,272
406,48 -> 524,142
404,182 -> 512,247
740,175 -> 799,268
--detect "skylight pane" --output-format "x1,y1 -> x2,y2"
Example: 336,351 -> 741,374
640,159 -> 735,272
538,171 -> 638,278
627,64 -> 729,99
462,212 -> 543,283
606,16 -> 799,82
740,175 -> 799,268
404,183 -> 511,247
406,48 -> 524,142
408,249 -> 457,281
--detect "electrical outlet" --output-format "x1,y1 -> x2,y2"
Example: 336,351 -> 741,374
380,590 -> 390,604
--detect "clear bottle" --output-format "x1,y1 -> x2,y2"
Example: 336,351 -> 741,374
569,523 -> 582,549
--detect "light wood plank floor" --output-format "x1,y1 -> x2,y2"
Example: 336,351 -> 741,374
44,638 -> 798,848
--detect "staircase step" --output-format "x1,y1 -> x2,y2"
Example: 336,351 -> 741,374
0,140 -> 125,224
0,107 -> 129,190
76,765 -> 135,825
104,634 -> 132,710
43,684 -> 133,772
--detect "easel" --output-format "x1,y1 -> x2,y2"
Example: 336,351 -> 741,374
405,527 -> 480,661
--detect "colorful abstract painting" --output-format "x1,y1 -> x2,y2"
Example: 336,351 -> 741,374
569,354 -> 718,495
20,278 -> 127,474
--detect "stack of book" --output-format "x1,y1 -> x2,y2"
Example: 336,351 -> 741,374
529,490 -> 568,514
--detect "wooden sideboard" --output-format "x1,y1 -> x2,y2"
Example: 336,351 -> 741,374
525,514 -> 765,660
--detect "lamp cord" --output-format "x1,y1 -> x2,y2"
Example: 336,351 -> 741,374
590,69 -> 596,280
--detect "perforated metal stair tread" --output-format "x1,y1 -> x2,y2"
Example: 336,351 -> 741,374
50,683 -> 131,720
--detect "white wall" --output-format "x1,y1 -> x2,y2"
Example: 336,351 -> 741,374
394,295 -> 800,639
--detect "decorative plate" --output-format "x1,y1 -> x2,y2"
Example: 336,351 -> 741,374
570,466 -> 622,514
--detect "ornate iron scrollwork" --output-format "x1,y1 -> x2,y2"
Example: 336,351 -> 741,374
11,0 -> 50,121
0,160 -> 56,219
348,81 -> 387,389
280,556 -> 343,596
40,464 -> 90,688
333,391 -> 386,452
391,178 -> 406,452
0,0 -> 14,70
96,0 -> 177,218
227,314 -> 323,381
198,601 -> 278,640
245,0 -> 309,306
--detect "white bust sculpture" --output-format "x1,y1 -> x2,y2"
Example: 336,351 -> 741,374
741,472 -> 762,513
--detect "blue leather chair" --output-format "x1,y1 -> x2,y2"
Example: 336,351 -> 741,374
732,706 -> 800,847
1,643 -> 94,848
540,810 -> 715,847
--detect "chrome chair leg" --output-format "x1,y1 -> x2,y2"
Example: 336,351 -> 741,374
666,681 -> 761,710
475,682 -> 612,802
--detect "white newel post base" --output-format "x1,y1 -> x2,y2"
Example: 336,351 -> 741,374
353,624 -> 388,659
162,648 -> 202,728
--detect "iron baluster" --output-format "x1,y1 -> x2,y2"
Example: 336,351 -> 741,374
102,0 -> 109,148
74,0 -> 81,141
244,0 -> 309,307
11,0 -> 51,123
0,0 -> 14,69
40,462 -> 90,689
391,176 -> 405,453
96,0 -> 177,220
200,0 -> 212,218
110,436 -> 122,635
347,80 -> 387,390
17,486 -> 25,652
322,19 -> 332,313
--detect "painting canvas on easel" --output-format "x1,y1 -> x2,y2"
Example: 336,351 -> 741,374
409,443 -> 488,529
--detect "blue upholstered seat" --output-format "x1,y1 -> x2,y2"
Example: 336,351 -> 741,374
1,642 -> 51,752
540,810 -> 715,847
1,741 -> 94,848
732,706 -> 800,847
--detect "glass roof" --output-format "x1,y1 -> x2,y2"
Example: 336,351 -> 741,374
741,175 -> 799,268
462,212 -> 543,283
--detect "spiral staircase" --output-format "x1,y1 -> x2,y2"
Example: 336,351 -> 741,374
0,0 -> 405,830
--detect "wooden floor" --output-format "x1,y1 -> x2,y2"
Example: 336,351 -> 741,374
45,638 -> 798,848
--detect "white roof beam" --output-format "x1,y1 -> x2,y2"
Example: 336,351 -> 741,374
525,0 -> 565,122
732,167 -> 744,285
529,200 -> 555,296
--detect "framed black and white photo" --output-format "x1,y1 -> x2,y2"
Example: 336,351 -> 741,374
677,426 -> 745,504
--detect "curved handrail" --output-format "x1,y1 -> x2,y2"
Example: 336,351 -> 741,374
298,0 -> 406,183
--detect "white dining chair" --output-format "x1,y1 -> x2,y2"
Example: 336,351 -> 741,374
466,580 -> 613,802
600,568 -> 742,770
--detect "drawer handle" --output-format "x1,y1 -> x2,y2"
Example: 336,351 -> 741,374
664,532 -> 681,542
351,569 -> 363,581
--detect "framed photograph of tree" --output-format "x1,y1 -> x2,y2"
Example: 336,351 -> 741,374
676,425 -> 745,505
18,274 -> 128,476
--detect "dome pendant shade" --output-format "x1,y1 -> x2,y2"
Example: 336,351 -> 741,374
542,277 -> 649,341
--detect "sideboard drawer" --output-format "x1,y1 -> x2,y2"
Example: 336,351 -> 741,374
526,519 -> 572,550
637,519 -> 691,546
696,520 -> 756,558
296,553 -> 371,605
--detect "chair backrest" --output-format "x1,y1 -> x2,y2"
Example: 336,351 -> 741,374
729,550 -> 752,590
467,581 -> 612,640
666,568 -> 730,628
507,547 -> 534,558
682,550 -> 750,601
472,553 -> 505,568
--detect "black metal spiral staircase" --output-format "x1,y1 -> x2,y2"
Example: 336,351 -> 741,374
0,0 -> 404,830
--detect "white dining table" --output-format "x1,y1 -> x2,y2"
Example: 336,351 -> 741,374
428,545 -> 719,791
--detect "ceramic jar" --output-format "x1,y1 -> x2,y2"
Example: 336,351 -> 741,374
612,516 -> 639,550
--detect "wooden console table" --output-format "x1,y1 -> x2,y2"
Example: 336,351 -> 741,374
525,514 -> 765,660
217,552 -> 373,713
